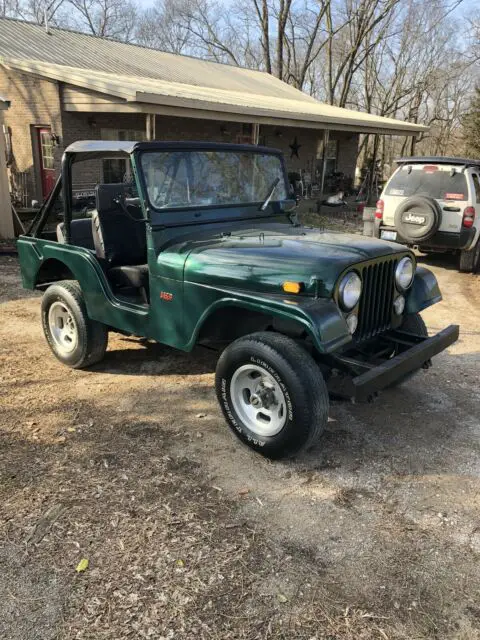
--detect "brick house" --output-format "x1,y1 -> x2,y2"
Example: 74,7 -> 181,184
0,17 -> 426,208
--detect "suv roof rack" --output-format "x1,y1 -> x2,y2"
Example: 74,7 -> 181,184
395,156 -> 480,167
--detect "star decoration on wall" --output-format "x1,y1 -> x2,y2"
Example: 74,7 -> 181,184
289,136 -> 302,158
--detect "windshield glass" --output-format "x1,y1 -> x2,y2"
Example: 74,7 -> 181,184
385,165 -> 468,201
140,150 -> 288,210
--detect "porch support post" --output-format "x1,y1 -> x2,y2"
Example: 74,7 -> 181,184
146,114 -> 156,141
410,133 -> 417,155
367,133 -> 379,205
252,123 -> 260,145
319,129 -> 329,195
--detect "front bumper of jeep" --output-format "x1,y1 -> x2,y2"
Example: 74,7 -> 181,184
326,323 -> 459,401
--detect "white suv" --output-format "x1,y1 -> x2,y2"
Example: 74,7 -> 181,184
374,157 -> 480,273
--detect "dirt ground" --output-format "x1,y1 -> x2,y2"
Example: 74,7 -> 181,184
1,244 -> 479,640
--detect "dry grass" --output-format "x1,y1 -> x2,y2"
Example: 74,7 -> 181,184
1,400 -> 397,640
0,282 -> 420,640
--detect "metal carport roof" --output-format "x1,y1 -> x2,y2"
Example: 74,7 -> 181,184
0,17 -> 428,136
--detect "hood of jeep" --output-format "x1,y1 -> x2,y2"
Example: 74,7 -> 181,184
182,226 -> 407,296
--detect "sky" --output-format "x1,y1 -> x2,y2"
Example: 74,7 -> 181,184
134,0 -> 476,8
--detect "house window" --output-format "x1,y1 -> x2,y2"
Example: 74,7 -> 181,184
100,128 -> 145,183
40,130 -> 54,169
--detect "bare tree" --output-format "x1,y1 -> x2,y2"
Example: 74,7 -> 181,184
325,0 -> 402,107
282,0 -> 344,89
1,0 -> 474,160
66,0 -> 138,41
353,0 -> 474,166
136,0 -> 193,54
251,0 -> 272,72
1,0 -> 67,23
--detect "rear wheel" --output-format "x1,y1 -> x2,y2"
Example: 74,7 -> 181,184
459,240 -> 480,273
215,332 -> 329,459
41,280 -> 108,369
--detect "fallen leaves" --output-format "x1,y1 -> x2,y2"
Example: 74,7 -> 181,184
76,558 -> 89,573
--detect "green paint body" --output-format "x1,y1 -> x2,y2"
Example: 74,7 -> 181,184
17,143 -> 442,355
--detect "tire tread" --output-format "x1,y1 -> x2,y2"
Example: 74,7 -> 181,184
459,240 -> 480,273
216,331 -> 329,458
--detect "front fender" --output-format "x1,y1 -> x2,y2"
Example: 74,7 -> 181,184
186,283 -> 351,354
406,265 -> 442,314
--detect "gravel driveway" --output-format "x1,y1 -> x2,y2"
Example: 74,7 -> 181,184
0,252 -> 479,639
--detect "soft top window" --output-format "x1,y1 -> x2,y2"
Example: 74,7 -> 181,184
140,150 -> 288,211
386,165 -> 468,201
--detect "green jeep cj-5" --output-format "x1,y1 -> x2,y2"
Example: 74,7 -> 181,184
18,141 -> 459,459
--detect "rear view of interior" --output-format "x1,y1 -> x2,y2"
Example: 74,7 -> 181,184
56,183 -> 150,304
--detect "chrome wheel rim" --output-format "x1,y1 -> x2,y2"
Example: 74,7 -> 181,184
48,301 -> 78,356
230,364 -> 287,437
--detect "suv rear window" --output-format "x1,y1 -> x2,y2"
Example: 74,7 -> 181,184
385,166 -> 468,201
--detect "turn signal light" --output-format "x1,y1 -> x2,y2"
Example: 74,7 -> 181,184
282,281 -> 303,294
462,206 -> 476,228
375,199 -> 384,219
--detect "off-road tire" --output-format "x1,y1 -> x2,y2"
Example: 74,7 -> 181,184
41,280 -> 108,369
459,240 -> 480,274
215,332 -> 329,459
389,312 -> 428,387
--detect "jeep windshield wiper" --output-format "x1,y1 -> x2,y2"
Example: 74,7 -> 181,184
259,177 -> 280,211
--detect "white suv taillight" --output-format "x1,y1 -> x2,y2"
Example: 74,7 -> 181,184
462,206 -> 476,228
375,199 -> 384,219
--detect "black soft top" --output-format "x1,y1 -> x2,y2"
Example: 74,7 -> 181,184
64,140 -> 282,159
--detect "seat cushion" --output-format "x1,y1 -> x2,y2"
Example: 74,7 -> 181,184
91,184 -> 146,267
107,264 -> 149,290
57,219 -> 95,250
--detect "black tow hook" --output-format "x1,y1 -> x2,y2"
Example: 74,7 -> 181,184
422,359 -> 433,370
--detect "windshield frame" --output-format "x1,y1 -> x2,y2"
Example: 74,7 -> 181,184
134,145 -> 291,225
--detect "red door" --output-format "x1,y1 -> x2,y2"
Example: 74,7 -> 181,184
37,127 -> 56,199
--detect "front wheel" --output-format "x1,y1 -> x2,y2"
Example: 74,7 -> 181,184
41,280 -> 108,369
215,332 -> 329,459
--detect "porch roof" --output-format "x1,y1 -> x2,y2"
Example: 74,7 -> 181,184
0,18 -> 428,137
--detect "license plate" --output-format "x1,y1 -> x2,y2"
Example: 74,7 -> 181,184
381,230 -> 397,241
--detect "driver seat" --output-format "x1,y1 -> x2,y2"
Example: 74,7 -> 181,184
91,184 -> 149,302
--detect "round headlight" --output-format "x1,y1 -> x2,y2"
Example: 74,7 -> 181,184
339,272 -> 362,311
395,257 -> 414,291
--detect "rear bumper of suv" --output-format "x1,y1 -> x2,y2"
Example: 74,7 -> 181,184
374,222 -> 475,250
327,324 -> 459,401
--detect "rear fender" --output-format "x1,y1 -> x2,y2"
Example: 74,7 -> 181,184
17,237 -> 149,334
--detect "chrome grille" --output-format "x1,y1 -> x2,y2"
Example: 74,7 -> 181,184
356,258 -> 398,340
